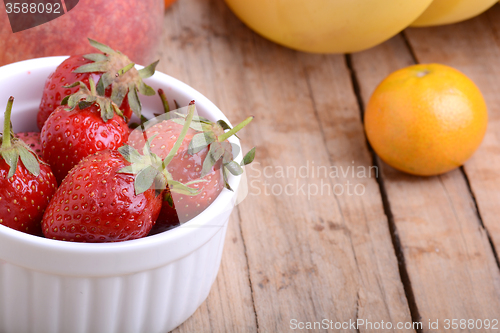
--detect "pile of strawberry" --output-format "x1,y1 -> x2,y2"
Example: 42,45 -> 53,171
0,39 -> 255,242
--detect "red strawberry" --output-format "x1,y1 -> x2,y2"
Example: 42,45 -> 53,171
37,38 -> 158,129
42,103 -> 200,243
15,132 -> 43,160
38,55 -> 93,130
41,78 -> 130,184
129,119 -> 224,233
129,95 -> 255,233
42,150 -> 162,242
0,97 -> 57,236
151,162 -> 224,234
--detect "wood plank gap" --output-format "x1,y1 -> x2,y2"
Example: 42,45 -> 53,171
344,54 -> 423,333
400,32 -> 419,64
400,29 -> 500,271
460,166 -> 500,269
235,207 -> 260,332
405,23 -> 500,272
344,55 -> 366,121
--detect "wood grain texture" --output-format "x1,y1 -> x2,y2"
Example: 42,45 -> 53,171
158,0 -> 500,331
173,214 -> 258,333
406,4 -> 500,256
159,2 -> 258,333
351,30 -> 500,332
161,0 -> 413,331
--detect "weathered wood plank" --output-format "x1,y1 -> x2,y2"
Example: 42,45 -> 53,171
159,2 -> 258,332
173,214 -> 258,333
351,28 -> 500,332
160,0 -> 416,332
296,53 -> 415,330
407,4 -> 500,253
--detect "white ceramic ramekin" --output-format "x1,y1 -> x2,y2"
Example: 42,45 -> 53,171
0,57 -> 242,333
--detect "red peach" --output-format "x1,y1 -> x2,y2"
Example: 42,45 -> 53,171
0,0 -> 164,66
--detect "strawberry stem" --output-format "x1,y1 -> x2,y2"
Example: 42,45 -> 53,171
117,63 -> 135,77
218,116 -> 254,142
162,101 -> 196,167
158,89 -> 170,113
2,97 -> 14,149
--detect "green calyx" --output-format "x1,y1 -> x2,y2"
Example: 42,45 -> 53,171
62,77 -> 124,122
118,101 -> 205,196
73,38 -> 158,118
172,112 -> 256,190
0,97 -> 45,179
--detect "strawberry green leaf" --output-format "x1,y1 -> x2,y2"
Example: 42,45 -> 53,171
95,75 -> 106,96
216,120 -> 232,131
222,142 -> 235,164
118,145 -> 142,163
225,161 -> 243,176
137,81 -> 156,96
153,174 -> 167,197
78,101 -> 93,110
128,82 -> 142,117
168,180 -> 202,196
241,147 -> 256,166
142,134 -> 159,157
88,38 -> 116,55
201,153 -> 216,178
210,142 -> 225,163
134,166 -> 159,195
110,83 -> 128,108
188,132 -> 215,155
73,61 -> 108,74
83,53 -> 108,62
100,101 -> 108,122
119,102 -> 200,197
62,82 -> 81,89
106,101 -> 116,122
18,146 -> 40,177
1,97 -> 45,178
67,93 -> 82,109
2,149 -> 18,179
73,39 -> 159,120
200,142 -> 225,177
182,114 -> 253,180
138,60 -> 159,79
62,78 -> 123,122
98,72 -> 115,93
61,95 -> 70,106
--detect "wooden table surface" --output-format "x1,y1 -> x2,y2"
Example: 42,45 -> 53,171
158,1 -> 500,332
